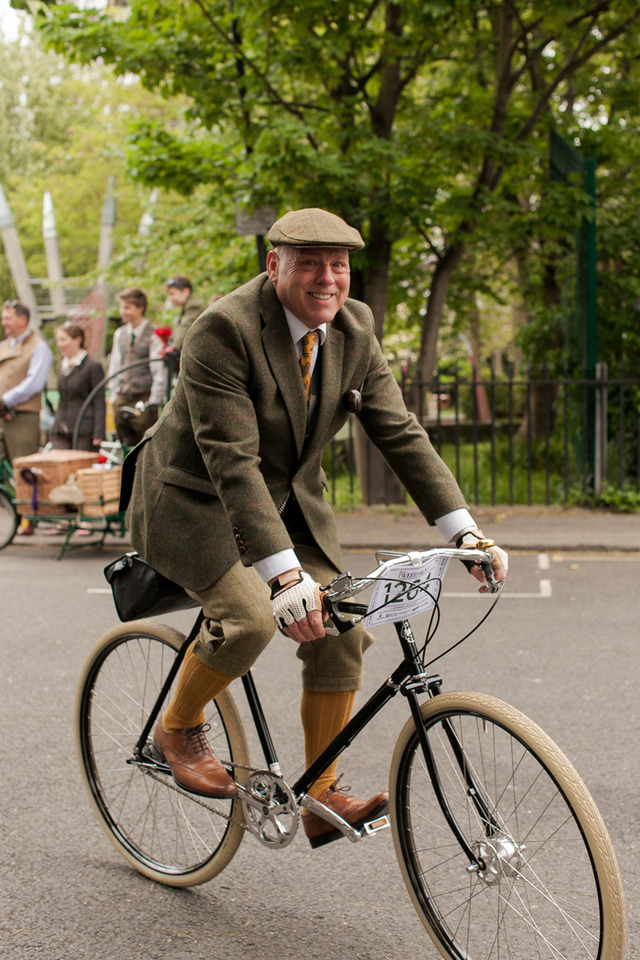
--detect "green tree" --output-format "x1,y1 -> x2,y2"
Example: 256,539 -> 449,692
22,0 -> 640,373
0,27 -> 194,314
10,0 -> 640,413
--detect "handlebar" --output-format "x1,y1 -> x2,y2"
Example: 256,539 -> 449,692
326,546 -> 499,600
322,546 -> 501,634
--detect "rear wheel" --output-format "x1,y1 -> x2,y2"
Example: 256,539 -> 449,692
0,486 -> 18,549
390,690 -> 625,960
76,620 -> 250,887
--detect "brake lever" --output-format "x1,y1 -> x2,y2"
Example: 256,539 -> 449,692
481,559 -> 500,593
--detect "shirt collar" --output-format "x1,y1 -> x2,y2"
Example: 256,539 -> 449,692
283,307 -> 327,347
8,329 -> 31,347
127,319 -> 148,339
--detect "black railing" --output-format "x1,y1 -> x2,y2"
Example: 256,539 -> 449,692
324,366 -> 640,507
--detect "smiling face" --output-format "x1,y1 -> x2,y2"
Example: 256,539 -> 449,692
266,246 -> 350,329
118,298 -> 145,327
166,285 -> 190,307
1,306 -> 28,339
55,328 -> 82,358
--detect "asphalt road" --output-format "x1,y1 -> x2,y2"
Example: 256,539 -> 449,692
1,543 -> 637,959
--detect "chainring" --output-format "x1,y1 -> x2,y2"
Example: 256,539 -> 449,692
239,770 -> 299,848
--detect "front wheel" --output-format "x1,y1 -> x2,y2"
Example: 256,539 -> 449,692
389,690 -> 625,960
76,620 -> 250,887
0,486 -> 18,549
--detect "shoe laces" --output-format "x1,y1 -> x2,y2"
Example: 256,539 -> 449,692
184,723 -> 212,755
328,774 -> 351,797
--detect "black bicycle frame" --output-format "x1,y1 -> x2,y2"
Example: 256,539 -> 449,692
133,611 -> 205,758
134,605 -> 499,866
238,608 -> 494,865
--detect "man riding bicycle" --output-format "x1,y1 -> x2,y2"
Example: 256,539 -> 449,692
121,207 -> 507,848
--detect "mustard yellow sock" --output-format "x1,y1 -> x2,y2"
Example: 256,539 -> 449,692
162,642 -> 233,731
301,689 -> 356,800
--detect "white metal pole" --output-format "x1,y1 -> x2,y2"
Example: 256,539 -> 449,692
0,182 -> 40,324
42,189 -> 66,317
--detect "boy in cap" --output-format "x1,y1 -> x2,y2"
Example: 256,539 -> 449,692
122,208 -> 507,847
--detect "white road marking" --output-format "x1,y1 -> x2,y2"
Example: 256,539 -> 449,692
444,551 -> 552,598
87,555 -> 556,601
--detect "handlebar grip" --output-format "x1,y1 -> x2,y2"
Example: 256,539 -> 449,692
457,550 -> 500,593
322,595 -> 367,634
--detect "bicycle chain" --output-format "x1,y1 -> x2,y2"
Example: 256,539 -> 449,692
141,761 -> 273,833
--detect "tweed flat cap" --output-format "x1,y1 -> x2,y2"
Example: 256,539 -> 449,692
267,208 -> 365,250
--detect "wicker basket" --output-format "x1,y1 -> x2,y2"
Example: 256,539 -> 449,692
13,450 -> 99,515
76,465 -> 122,518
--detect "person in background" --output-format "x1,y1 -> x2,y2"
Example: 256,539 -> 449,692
0,299 -> 54,535
51,321 -> 105,452
165,276 -> 206,353
107,287 -> 165,448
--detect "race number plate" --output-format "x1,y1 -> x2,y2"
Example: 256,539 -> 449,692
365,555 -> 451,627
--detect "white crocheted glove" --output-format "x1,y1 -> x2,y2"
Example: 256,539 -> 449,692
458,530 -> 509,576
272,572 -> 323,630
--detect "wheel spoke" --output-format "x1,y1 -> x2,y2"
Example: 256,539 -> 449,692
390,692 -> 625,960
76,625 -> 248,885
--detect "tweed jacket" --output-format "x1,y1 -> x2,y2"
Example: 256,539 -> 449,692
123,273 -> 466,591
53,354 -> 106,441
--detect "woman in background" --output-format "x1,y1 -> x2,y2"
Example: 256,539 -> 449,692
51,321 -> 105,452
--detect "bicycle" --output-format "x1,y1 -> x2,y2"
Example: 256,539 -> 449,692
0,441 -> 129,554
0,455 -> 18,548
76,545 -> 626,960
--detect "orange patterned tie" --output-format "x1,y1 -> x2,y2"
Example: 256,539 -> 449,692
300,330 -> 318,405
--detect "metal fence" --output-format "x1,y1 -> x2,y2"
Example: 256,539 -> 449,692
324,365 -> 640,507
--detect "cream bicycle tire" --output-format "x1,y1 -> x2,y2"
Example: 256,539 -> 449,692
389,690 -> 625,960
76,620 -> 250,887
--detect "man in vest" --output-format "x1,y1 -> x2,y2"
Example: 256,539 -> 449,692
165,275 -> 206,353
0,300 -> 54,535
107,287 -> 166,447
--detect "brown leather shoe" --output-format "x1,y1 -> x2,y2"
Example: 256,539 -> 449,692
152,722 -> 237,798
302,780 -> 389,849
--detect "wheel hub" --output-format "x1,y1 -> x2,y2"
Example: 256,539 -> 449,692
472,834 -> 524,883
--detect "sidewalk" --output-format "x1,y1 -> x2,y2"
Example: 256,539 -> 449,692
334,504 -> 640,553
9,504 -> 640,554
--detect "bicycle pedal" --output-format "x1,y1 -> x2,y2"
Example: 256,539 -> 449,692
137,741 -> 171,774
363,813 -> 390,836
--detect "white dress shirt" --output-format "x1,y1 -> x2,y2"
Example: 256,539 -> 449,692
107,320 -> 165,405
1,331 -> 54,409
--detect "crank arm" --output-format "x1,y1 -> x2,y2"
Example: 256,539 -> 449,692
235,782 -> 290,817
300,794 -> 389,843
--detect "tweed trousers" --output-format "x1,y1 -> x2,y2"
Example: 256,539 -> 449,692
188,504 -> 374,692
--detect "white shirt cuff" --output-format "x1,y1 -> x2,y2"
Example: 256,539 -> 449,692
253,549 -> 301,584
435,508 -> 476,543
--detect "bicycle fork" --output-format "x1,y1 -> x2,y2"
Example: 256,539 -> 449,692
392,617 -> 504,874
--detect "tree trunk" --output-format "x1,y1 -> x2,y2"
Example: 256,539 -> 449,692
353,418 -> 405,505
405,239 -> 467,414
363,223 -> 392,342
350,222 -> 399,502
516,258 -> 563,440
